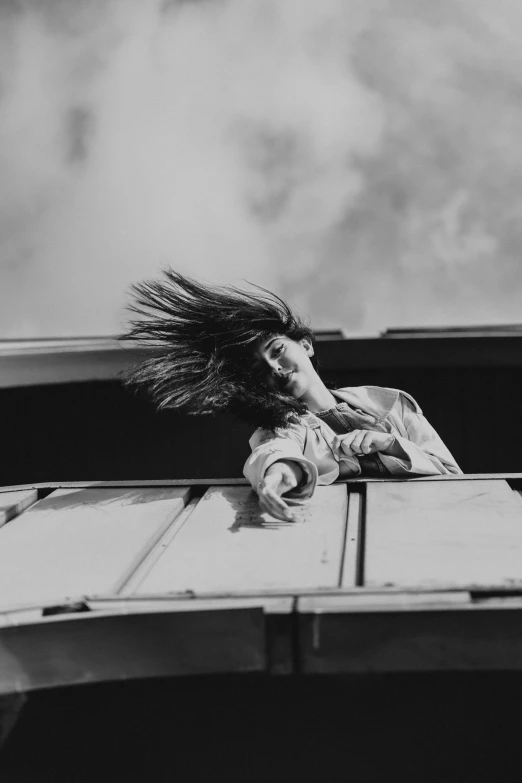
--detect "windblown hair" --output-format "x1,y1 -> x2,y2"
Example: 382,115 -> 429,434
121,269 -> 316,429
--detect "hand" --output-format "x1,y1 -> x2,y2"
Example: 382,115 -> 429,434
338,429 -> 395,458
257,460 -> 303,522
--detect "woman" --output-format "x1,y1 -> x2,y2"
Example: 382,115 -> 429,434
123,269 -> 461,522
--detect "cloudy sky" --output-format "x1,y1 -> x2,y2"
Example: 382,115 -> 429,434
1,0 -> 522,337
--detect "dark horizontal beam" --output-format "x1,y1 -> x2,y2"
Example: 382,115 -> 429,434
0,605 -> 266,695
5,592 -> 522,695
2,334 -> 522,387
318,335 -> 522,371
298,599 -> 522,674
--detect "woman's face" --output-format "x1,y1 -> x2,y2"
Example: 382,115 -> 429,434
251,335 -> 317,399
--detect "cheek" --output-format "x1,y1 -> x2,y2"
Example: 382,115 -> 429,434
284,350 -> 300,367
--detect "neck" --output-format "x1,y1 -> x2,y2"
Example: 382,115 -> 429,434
300,379 -> 337,413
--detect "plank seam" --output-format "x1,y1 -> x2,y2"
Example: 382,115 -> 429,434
356,487 -> 367,587
337,489 -> 350,588
116,494 -> 199,595
111,490 -> 193,595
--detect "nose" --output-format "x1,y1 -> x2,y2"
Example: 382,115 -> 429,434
258,356 -> 284,386
266,356 -> 283,375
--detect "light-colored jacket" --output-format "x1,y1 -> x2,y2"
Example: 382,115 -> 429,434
243,386 -> 462,499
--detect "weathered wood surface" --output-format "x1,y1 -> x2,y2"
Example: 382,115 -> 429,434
118,497 -> 201,594
0,487 -> 190,610
0,489 -> 38,528
364,480 -> 522,588
135,485 -> 348,595
2,477 -> 522,688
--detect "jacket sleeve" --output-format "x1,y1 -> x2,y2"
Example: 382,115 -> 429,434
378,393 -> 462,476
243,424 -> 318,500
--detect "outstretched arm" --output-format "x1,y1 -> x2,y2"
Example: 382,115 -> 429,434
256,460 -> 306,522
243,424 -> 319,521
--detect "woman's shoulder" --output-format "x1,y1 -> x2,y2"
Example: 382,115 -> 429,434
333,385 -> 423,415
249,418 -> 309,448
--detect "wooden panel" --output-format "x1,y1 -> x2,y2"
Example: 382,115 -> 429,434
298,595 -> 522,674
136,485 -> 348,595
118,497 -> 200,594
364,480 -> 522,588
0,490 -> 38,528
0,605 -> 265,695
0,487 -> 190,610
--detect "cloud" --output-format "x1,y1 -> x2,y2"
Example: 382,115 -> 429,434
0,0 -> 384,336
1,0 -> 522,337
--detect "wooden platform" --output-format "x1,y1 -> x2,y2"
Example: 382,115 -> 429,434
1,475 -> 522,696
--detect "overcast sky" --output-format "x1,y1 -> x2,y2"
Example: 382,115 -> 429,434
1,0 -> 522,337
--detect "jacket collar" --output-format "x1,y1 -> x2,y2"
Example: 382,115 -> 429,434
331,386 -> 400,418
302,385 -> 400,427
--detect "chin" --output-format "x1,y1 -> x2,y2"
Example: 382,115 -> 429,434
287,382 -> 307,399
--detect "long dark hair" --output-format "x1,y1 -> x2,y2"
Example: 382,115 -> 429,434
121,269 -> 316,429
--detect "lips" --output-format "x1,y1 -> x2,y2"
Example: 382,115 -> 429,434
279,371 -> 294,389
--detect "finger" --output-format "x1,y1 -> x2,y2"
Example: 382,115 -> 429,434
360,431 -> 377,454
350,430 -> 366,455
338,431 -> 357,454
262,501 -> 297,522
259,490 -> 297,522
